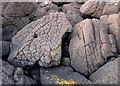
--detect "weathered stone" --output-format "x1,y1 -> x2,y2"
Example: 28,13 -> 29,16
29,2 -> 59,20
2,17 -> 30,41
90,57 -> 119,84
100,14 -> 120,53
69,19 -> 117,76
62,2 -> 83,26
80,0 -> 120,18
3,2 -> 36,17
40,66 -> 92,85
8,12 -> 72,67
0,41 -> 10,57
1,59 -> 37,85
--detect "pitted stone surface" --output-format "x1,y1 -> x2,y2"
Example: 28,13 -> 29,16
80,0 -> 120,18
100,14 -> 120,53
8,12 -> 72,67
69,19 -> 117,76
90,57 -> 119,84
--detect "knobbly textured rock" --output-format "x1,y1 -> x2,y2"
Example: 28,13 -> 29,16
80,0 -> 120,18
0,41 -> 10,57
40,66 -> 92,85
3,2 -> 36,17
100,14 -> 120,53
62,2 -> 83,26
8,12 -> 72,67
69,19 -> 117,76
1,59 -> 37,85
90,57 -> 119,84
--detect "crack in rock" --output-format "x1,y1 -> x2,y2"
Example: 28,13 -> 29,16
8,12 -> 72,67
69,19 -> 117,76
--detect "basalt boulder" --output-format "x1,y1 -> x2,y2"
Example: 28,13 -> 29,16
69,19 -> 117,76
8,12 -> 72,67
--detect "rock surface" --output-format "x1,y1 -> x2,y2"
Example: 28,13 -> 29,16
90,57 -> 119,84
1,59 -> 37,85
69,19 -> 117,76
0,41 -> 10,57
3,2 -> 36,17
40,66 -> 92,85
62,2 -> 83,26
8,12 -> 72,67
100,13 -> 120,53
80,0 -> 120,18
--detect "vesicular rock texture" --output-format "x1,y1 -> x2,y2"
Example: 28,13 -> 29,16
80,0 -> 120,18
40,66 -> 92,85
90,57 -> 119,84
100,13 -> 120,53
69,19 -> 117,76
8,12 -> 72,67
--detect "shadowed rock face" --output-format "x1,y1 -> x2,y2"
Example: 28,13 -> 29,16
69,19 -> 117,76
1,59 -> 37,85
90,57 -> 119,84
3,2 -> 36,17
8,12 -> 72,67
80,0 -> 120,18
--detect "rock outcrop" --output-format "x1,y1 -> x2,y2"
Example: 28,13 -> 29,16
69,19 -> 117,76
8,12 -> 72,67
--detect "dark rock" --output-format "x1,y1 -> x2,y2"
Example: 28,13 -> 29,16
40,66 -> 92,85
61,57 -> 70,66
0,41 -> 10,57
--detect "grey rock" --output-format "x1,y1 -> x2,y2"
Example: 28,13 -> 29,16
100,14 -> 120,53
61,57 -> 70,66
1,59 -> 37,85
3,2 -> 36,17
30,2 -> 59,20
62,2 -> 83,26
8,12 -> 72,67
2,17 -> 30,41
90,57 -> 119,84
40,66 -> 92,85
0,41 -> 10,57
69,19 -> 117,76
80,0 -> 120,18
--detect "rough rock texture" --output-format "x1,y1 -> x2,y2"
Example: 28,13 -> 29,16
0,41 -> 10,57
62,2 -> 83,26
90,57 -> 119,84
1,59 -> 37,85
29,2 -> 59,21
3,2 -> 36,17
61,57 -> 70,66
80,0 -> 120,18
69,19 -> 117,76
40,66 -> 92,85
8,12 -> 72,67
100,14 -> 120,53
